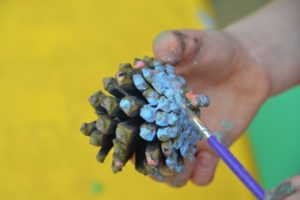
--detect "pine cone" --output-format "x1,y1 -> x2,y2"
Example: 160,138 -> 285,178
80,56 -> 210,179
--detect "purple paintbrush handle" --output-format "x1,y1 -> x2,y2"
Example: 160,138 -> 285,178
207,135 -> 265,200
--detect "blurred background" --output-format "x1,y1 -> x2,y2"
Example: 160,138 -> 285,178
1,0 -> 299,199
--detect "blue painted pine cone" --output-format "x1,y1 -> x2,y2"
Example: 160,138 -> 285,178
81,56 -> 210,179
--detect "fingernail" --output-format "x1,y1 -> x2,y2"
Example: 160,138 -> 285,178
192,153 -> 216,185
153,31 -> 183,65
170,179 -> 187,188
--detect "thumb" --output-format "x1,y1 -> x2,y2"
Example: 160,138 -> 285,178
152,30 -> 203,66
191,141 -> 219,186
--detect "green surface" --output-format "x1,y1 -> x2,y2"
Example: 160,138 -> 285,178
249,86 -> 300,189
211,0 -> 269,28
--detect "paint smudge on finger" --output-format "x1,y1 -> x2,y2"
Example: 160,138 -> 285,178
265,181 -> 295,200
221,120 -> 234,132
214,131 -> 225,144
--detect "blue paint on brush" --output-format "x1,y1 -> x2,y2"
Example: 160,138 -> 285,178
133,74 -> 149,91
139,123 -> 156,141
140,104 -> 156,123
155,111 -> 169,127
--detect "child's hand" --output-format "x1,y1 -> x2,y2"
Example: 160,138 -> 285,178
152,29 -> 270,187
265,175 -> 300,200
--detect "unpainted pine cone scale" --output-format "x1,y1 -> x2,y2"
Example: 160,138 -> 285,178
81,56 -> 210,178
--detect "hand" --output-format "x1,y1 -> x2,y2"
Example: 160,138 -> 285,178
265,174 -> 300,200
151,29 -> 271,187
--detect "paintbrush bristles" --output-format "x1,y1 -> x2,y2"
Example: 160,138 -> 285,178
81,56 -> 209,177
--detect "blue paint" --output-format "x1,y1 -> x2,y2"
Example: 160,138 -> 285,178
161,141 -> 173,156
142,68 -> 156,83
175,165 -> 184,173
157,96 -> 170,112
165,157 -> 174,168
140,104 -> 156,123
179,143 -> 189,157
143,88 -> 159,106
177,76 -> 186,85
173,132 -> 184,149
119,98 -> 132,115
153,60 -> 162,67
169,102 -> 180,112
139,123 -> 156,141
133,74 -> 149,91
165,153 -> 178,170
198,94 -> 210,107
155,111 -> 169,127
152,72 -> 168,94
136,62 -> 207,162
157,127 -> 170,141
168,126 -> 180,138
152,82 -> 165,95
151,170 -> 165,182
165,64 -> 175,75
174,92 -> 185,105
186,145 -> 197,161
168,112 -> 178,125
164,88 -> 176,100
154,65 -> 165,72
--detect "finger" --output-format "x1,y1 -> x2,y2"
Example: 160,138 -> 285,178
285,193 -> 300,200
153,30 -> 202,66
165,159 -> 196,187
191,150 -> 219,186
290,175 -> 300,191
266,175 -> 300,200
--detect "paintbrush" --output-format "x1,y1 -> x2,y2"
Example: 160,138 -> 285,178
182,104 -> 265,200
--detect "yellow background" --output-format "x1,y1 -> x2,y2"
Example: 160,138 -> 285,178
0,0 -> 258,199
